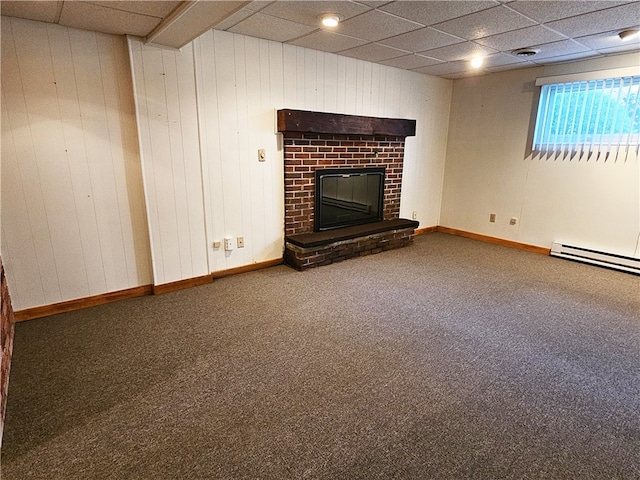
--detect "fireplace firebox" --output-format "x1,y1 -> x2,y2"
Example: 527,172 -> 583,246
315,167 -> 385,231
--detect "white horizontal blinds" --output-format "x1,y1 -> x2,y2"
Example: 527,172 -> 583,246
533,75 -> 640,162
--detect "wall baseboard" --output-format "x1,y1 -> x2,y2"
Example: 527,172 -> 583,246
14,258 -> 285,322
14,285 -> 154,322
152,274 -> 213,295
212,258 -> 283,279
437,226 -> 551,255
414,226 -> 438,236
15,233 -> 550,323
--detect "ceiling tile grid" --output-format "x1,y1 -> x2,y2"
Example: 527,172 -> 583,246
1,0 -> 639,79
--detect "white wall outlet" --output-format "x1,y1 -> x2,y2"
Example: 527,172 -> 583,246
213,240 -> 221,248
412,211 -> 417,220
258,148 -> 266,162
237,236 -> 244,248
490,213 -> 496,223
224,236 -> 234,251
510,217 -> 517,225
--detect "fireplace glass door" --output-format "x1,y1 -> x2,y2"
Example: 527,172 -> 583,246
315,168 -> 385,231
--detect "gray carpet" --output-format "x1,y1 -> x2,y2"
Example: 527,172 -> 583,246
2,233 -> 639,479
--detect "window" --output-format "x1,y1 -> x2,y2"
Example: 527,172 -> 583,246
532,74 -> 640,159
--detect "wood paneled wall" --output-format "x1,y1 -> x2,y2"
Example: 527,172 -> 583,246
1,17 -> 152,310
129,30 -> 452,284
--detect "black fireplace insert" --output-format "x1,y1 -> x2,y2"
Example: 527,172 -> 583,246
314,167 -> 385,231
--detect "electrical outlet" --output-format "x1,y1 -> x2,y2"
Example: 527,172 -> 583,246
510,217 -> 517,225
489,213 -> 496,223
412,211 -> 417,220
224,236 -> 234,251
237,236 -> 244,248
213,241 -> 221,248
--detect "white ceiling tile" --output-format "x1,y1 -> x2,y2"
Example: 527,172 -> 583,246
380,53 -> 443,69
475,25 -> 567,51
1,1 -> 61,23
507,1 -> 631,23
481,52 -> 530,67
214,2 -> 270,30
288,30 -> 367,52
59,2 -> 161,36
377,27 -> 464,51
486,61 -> 538,74
434,5 -> 537,40
595,44 -> 640,55
444,69 -> 487,79
229,12 -> 317,42
358,1 -> 394,7
87,1 -> 181,18
535,51 -> 604,65
419,41 -> 497,62
526,39 -> 591,60
379,1 -> 499,26
546,3 -> 640,38
337,9 -> 423,42
575,29 -> 640,51
338,43 -> 409,62
412,60 -> 469,76
260,1 -> 370,27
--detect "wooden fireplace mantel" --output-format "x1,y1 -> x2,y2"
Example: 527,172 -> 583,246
277,109 -> 416,137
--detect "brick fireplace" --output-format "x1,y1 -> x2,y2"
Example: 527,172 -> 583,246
278,109 -> 419,270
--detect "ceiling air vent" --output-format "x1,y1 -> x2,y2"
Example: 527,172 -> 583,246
512,48 -> 540,57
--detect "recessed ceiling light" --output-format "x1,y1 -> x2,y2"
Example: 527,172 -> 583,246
512,48 -> 540,57
470,57 -> 484,68
320,14 -> 340,28
618,29 -> 640,41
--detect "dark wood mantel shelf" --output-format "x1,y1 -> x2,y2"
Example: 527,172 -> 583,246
277,109 -> 416,137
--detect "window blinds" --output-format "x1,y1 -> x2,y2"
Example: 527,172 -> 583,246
532,75 -> 640,162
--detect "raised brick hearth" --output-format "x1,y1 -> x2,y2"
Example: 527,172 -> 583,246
278,109 -> 418,270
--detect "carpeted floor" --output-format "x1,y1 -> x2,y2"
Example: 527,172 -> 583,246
2,233 -> 639,479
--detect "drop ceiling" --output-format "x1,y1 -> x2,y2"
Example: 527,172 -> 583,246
1,0 -> 639,78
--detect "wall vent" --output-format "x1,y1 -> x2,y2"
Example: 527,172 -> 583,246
550,242 -> 640,275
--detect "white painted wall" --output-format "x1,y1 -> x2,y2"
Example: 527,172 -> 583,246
129,30 -> 452,283
441,53 -> 640,257
1,17 -> 152,310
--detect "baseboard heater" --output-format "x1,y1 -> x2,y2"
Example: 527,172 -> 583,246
550,242 -> 640,275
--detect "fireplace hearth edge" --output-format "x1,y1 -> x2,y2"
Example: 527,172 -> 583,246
284,219 -> 419,271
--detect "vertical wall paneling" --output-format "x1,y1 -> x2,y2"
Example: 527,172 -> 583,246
192,31 -> 222,273
112,37 -> 153,287
245,36 -> 266,263
127,38 -> 161,282
266,41 -> 285,261
2,18 -> 152,310
216,32 -> 244,268
11,19 -> 88,302
344,59 -> 357,114
191,40 -> 213,274
69,28 -> 128,294
1,79 -> 46,309
322,53 -> 338,114
282,44 -> 297,110
128,38 -> 208,285
233,34 -> 251,268
141,44 -> 182,282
